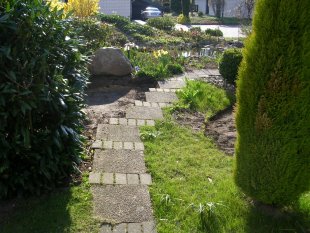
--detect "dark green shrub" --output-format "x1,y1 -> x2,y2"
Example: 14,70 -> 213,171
165,63 -> 183,75
205,28 -> 223,37
0,0 -> 88,198
189,27 -> 202,33
198,11 -> 204,17
235,0 -> 310,205
70,19 -> 109,54
122,23 -> 154,36
99,14 -> 130,28
100,14 -> 154,36
147,17 -> 175,31
219,48 -> 243,85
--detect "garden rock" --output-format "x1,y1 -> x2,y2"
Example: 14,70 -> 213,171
89,47 -> 133,76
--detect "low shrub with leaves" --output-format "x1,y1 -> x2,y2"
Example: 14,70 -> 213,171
100,14 -> 154,37
70,19 -> 109,54
0,0 -> 88,198
70,19 -> 128,53
147,16 -> 175,31
205,28 -> 223,37
219,48 -> 243,85
175,80 -> 233,118
131,50 -> 183,80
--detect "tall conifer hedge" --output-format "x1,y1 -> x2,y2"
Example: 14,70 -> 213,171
235,0 -> 310,205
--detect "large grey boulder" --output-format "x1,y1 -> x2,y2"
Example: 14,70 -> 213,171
89,47 -> 133,76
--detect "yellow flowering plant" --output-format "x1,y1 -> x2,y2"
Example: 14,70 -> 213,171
48,0 -> 99,18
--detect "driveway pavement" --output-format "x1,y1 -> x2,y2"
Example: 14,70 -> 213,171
134,20 -> 245,38
175,24 -> 245,38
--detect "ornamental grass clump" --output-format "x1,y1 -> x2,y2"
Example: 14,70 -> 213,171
235,0 -> 310,206
0,0 -> 89,198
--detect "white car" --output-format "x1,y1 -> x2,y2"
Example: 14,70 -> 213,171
141,7 -> 162,20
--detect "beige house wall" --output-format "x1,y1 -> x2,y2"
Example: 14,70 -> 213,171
99,0 -> 132,18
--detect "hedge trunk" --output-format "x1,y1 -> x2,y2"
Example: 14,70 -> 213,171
181,0 -> 190,17
235,0 -> 310,205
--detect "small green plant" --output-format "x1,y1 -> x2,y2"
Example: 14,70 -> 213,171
176,80 -> 232,118
197,202 -> 225,231
130,50 -> 184,80
147,16 -> 175,31
189,27 -> 202,33
205,28 -> 223,37
165,63 -> 183,75
198,11 -> 204,17
177,80 -> 203,110
140,128 -> 161,141
219,48 -> 243,85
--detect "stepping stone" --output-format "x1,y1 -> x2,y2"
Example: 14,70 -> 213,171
126,106 -> 163,120
193,69 -> 207,76
149,88 -> 177,93
93,150 -> 146,174
90,172 -> 152,185
145,92 -> 178,103
109,118 -> 153,126
134,100 -> 172,108
157,80 -> 185,89
184,72 -> 200,80
96,124 -> 141,142
206,69 -> 220,76
92,185 -> 153,223
100,221 -> 157,233
100,141 -> 145,150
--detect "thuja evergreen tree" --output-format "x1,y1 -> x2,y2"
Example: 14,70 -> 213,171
235,0 -> 310,205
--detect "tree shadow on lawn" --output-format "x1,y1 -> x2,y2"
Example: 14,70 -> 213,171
0,188 -> 73,233
244,203 -> 310,233
195,197 -> 309,233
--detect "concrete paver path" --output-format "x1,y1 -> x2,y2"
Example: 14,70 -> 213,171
89,69 -> 222,232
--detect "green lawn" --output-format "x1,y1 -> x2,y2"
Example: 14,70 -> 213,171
141,113 -> 310,233
0,175 -> 100,233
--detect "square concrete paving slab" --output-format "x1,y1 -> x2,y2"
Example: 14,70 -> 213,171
157,80 -> 185,89
193,69 -> 208,75
96,124 -> 141,142
206,69 -> 220,76
92,185 -> 153,224
126,106 -> 163,120
93,150 -> 146,173
145,92 -> 178,103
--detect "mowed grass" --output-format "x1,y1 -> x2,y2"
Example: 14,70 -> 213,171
0,174 -> 100,233
141,115 -> 310,233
